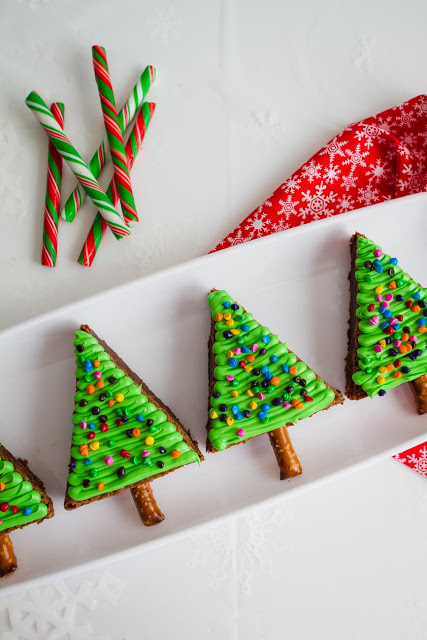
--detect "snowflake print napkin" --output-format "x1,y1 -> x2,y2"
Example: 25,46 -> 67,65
212,94 -> 427,478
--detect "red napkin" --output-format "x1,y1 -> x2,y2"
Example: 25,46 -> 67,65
212,94 -> 427,478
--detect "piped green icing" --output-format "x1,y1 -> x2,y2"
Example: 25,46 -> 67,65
207,290 -> 337,451
0,457 -> 48,532
352,234 -> 427,397
67,331 -> 200,502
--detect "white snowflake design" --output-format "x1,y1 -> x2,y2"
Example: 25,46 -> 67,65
244,211 -> 271,239
299,181 -> 337,221
337,194 -> 354,212
406,446 -> 427,475
277,195 -> 299,220
145,7 -> 182,42
357,184 -> 381,206
323,163 -> 341,184
301,159 -> 322,184
319,135 -> 348,163
224,228 -> 246,247
271,219 -> 291,232
280,175 -> 301,194
0,571 -> 125,640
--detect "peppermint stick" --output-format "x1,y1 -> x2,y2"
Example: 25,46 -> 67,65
79,102 -> 155,267
61,64 -> 156,223
26,91 -> 130,240
93,46 -> 138,223
41,102 -> 64,266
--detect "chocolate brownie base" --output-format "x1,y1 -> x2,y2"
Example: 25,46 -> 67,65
0,443 -> 54,535
64,325 -> 203,511
345,232 -> 369,400
206,291 -> 344,453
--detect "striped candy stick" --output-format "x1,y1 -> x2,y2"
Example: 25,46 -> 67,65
41,102 -> 64,266
26,91 -> 130,240
61,64 -> 156,223
79,102 -> 156,267
93,46 -> 138,223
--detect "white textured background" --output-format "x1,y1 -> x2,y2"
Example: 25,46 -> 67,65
1,0 -> 427,638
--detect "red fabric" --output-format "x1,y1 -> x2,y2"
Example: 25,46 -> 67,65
213,94 -> 427,477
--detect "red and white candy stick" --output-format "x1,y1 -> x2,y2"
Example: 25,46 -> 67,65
79,102 -> 155,267
41,102 -> 64,266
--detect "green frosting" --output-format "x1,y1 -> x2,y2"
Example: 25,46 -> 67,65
0,457 -> 48,532
207,290 -> 336,451
352,235 -> 427,397
67,331 -> 200,502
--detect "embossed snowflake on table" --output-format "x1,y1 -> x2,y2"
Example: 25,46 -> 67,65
299,181 -> 337,221
353,34 -> 376,73
17,0 -> 49,8
145,7 -> 182,42
248,111 -> 287,147
0,572 -> 125,640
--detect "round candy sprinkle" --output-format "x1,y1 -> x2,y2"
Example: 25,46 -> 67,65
97,482 -> 104,490
262,335 -> 271,344
79,399 -> 88,407
92,406 -> 100,415
83,479 -> 91,488
226,375 -> 234,382
94,371 -> 102,380
251,344 -> 258,352
228,358 -> 238,368
23,506 -> 32,516
223,301 -> 231,309
237,428 -> 245,438
157,461 -> 164,469
117,467 -> 126,478
0,503 -> 9,512
86,384 -> 95,394
282,364 -> 289,373
378,389 -> 386,396
77,344 -> 84,353
370,316 -> 380,326
104,456 -> 113,465
171,450 -> 181,459
243,410 -> 251,418
374,249 -> 382,257
145,436 -> 155,445
159,446 -> 167,454
142,450 -> 150,457
402,366 -> 410,374
80,421 -> 88,430
147,419 -> 154,426
374,345 -> 382,353
241,324 -> 250,332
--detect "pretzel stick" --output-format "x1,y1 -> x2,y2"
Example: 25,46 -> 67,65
131,482 -> 165,526
269,427 -> 302,480
409,375 -> 427,415
0,533 -> 17,578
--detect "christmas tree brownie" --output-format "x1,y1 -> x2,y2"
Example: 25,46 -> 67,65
0,443 -> 53,578
207,290 -> 344,478
346,232 -> 427,413
65,325 -> 203,525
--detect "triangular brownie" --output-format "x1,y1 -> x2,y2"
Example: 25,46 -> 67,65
346,233 -> 427,412
206,290 -> 343,472
0,443 -> 53,577
65,326 -> 202,525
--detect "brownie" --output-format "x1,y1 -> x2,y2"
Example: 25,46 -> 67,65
0,443 -> 54,535
64,325 -> 203,510
206,290 -> 344,453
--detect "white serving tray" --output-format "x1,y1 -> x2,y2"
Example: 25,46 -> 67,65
2,193 -> 427,594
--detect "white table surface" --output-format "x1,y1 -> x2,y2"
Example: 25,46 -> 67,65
1,0 -> 427,638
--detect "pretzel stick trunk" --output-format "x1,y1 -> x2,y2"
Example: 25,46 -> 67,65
130,482 -> 165,526
0,533 -> 17,578
269,426 -> 302,480
409,375 -> 427,415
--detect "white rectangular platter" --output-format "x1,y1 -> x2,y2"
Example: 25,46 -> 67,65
2,193 -> 427,593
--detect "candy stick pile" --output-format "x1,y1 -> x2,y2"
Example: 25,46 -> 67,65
26,48 -> 156,267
